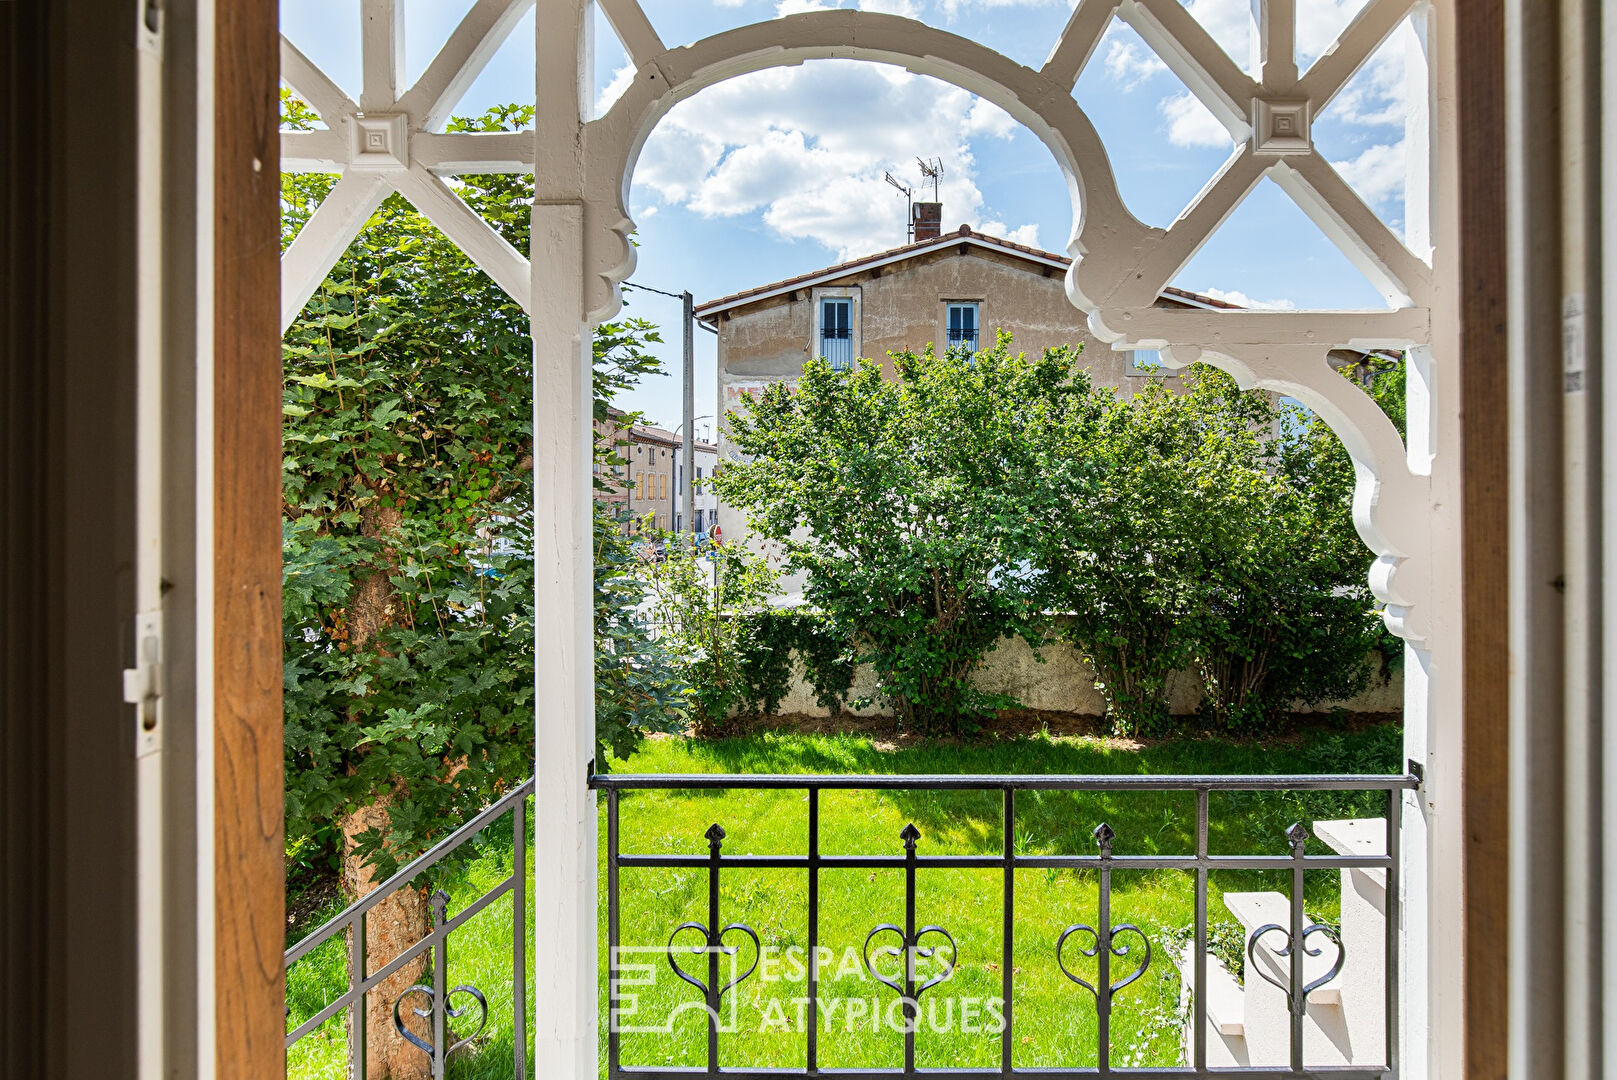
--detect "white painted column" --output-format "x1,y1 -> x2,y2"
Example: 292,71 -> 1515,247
1412,1 -> 1465,1073
530,201 -> 597,1079
531,3 -> 597,1078
1399,647 -> 1435,1079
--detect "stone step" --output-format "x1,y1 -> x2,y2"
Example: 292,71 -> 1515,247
1313,818 -> 1388,895
1221,892 -> 1344,1007
1166,940 -> 1245,1036
1165,940 -> 1247,1068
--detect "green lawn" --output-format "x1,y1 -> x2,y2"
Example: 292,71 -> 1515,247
285,723 -> 1402,1078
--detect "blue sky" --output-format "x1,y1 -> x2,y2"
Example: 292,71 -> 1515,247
282,0 -> 1415,430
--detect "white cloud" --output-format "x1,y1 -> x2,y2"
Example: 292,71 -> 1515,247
980,221 -> 1042,248
1160,91 -> 1231,149
1182,0 -> 1250,66
1199,287 -> 1297,310
1104,38 -> 1166,89
937,0 -> 1066,15
1322,23 -> 1415,126
633,59 -> 1041,260
858,0 -> 921,14
774,0 -> 921,15
594,62 -> 636,118
964,96 -> 1016,138
1330,139 -> 1406,208
1107,0 -> 1412,180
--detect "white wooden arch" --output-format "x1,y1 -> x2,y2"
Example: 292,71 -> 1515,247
278,0 -> 1435,643
575,3 -> 1434,644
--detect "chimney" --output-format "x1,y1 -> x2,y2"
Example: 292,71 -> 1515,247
911,201 -> 941,241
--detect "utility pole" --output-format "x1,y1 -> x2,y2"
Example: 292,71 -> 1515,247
682,290 -> 696,535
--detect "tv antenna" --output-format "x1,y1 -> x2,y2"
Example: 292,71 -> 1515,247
916,157 -> 944,201
884,171 -> 915,240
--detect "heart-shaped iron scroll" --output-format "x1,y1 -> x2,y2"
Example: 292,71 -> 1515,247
913,926 -> 958,994
861,924 -> 909,996
862,923 -> 958,998
666,921 -> 762,999
1246,922 -> 1346,1007
1055,923 -> 1153,998
391,983 -> 489,1058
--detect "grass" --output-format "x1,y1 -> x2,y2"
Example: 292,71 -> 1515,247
284,722 -> 1402,1078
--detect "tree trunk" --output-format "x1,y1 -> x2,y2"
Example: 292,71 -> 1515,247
342,798 -> 432,1080
343,500 -> 432,1080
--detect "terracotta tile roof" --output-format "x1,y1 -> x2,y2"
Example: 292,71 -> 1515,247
692,225 -> 1243,317
630,423 -> 679,446
1160,285 -> 1242,310
602,406 -> 719,447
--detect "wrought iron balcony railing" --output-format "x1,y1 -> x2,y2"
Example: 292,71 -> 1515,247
284,779 -> 532,1080
283,770 -> 1415,1080
589,771 -> 1417,1080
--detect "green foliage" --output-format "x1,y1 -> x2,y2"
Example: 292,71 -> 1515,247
1035,365 -> 1382,735
713,335 -> 1097,733
1189,385 -> 1379,732
644,537 -> 781,731
717,327 -> 1397,737
1033,367 -> 1267,733
1361,354 -> 1407,438
591,333 -> 690,764
281,95 -> 684,871
776,607 -> 860,715
280,118 -> 538,874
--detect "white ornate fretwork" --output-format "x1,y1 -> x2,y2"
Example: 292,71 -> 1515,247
280,0 -> 1434,644
279,0 -> 537,329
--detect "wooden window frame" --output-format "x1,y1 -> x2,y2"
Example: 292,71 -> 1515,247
811,287 -> 860,370
173,2 -> 1512,1078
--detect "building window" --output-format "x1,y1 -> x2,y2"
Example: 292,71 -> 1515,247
1127,349 -> 1165,376
946,301 -> 979,353
819,296 -> 853,370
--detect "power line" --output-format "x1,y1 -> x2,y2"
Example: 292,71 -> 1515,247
623,279 -> 717,331
621,280 -> 686,301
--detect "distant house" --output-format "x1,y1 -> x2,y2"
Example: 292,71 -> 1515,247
595,406 -> 679,533
676,439 -> 719,536
695,215 -> 1227,402
693,211 -> 1247,564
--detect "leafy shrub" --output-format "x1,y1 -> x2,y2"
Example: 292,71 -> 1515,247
1189,377 -> 1380,732
1032,366 -> 1253,734
645,536 -> 780,732
714,336 -> 1092,733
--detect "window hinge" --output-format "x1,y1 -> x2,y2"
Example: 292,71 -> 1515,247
123,612 -> 163,757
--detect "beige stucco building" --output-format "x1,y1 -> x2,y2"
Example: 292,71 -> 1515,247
695,221 -> 1224,394
595,407 -> 679,533
695,222 -> 1246,559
